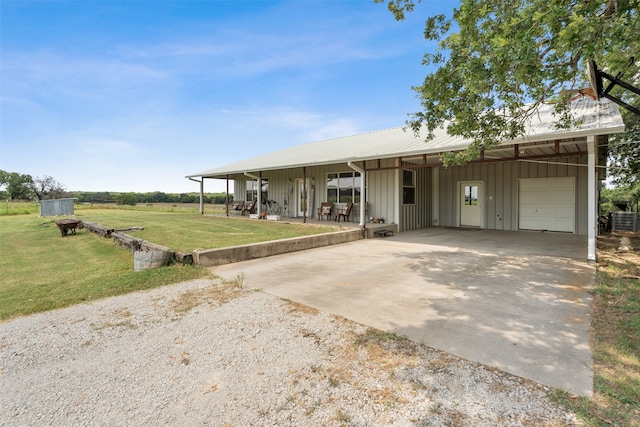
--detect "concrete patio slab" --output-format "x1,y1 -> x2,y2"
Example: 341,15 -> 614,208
213,228 -> 594,396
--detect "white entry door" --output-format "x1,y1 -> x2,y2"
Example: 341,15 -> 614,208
460,182 -> 483,227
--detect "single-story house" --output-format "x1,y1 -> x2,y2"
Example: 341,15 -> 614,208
186,98 -> 625,261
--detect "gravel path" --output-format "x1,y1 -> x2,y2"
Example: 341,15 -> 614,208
1,278 -> 579,426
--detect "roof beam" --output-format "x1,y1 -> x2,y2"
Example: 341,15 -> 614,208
366,150 -> 589,171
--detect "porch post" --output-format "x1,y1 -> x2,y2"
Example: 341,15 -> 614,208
259,171 -> 263,217
199,179 -> 204,214
303,167 -> 307,223
226,175 -> 229,217
587,135 -> 597,263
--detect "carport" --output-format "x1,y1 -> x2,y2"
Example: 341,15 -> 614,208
213,228 -> 594,396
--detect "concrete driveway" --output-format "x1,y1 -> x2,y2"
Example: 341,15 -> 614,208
213,228 -> 594,396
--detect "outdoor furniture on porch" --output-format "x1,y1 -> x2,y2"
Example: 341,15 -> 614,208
334,202 -> 353,222
317,202 -> 333,220
231,201 -> 245,214
242,200 -> 257,216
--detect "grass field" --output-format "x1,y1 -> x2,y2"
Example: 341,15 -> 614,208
0,201 -> 227,216
0,206 -> 337,321
551,232 -> 640,426
79,202 -> 227,215
0,201 -> 39,216
73,207 -> 336,253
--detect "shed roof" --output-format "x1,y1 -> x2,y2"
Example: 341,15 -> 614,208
187,98 -> 625,179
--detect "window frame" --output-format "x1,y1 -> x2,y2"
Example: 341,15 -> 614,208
402,169 -> 416,205
246,178 -> 269,202
464,185 -> 479,206
325,171 -> 361,204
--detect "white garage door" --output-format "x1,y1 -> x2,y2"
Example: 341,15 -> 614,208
519,177 -> 575,233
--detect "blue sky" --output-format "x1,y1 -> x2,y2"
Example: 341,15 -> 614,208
1,0 -> 454,193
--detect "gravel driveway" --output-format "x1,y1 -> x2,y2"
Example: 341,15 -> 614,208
0,278 -> 579,426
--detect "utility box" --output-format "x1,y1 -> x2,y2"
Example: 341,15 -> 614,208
610,211 -> 639,232
39,198 -> 75,217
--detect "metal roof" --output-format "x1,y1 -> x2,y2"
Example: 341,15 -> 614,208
187,98 -> 625,179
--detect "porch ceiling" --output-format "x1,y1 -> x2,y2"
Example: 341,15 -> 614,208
399,136 -> 591,167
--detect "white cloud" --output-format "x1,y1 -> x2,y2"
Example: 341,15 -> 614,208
1,0 -> 430,194
2,51 -> 167,92
73,137 -> 138,155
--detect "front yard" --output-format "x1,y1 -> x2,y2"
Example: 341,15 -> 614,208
0,208 -> 337,321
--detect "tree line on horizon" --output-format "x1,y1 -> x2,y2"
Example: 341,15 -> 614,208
73,191 -> 232,205
0,170 -> 231,205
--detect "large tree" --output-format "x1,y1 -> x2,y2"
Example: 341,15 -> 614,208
0,170 -> 34,200
377,0 -> 639,165
608,110 -> 640,187
607,109 -> 640,207
29,175 -> 67,201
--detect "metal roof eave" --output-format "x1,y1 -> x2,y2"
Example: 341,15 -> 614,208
186,97 -> 626,181
185,125 -> 623,180
501,123 -> 626,146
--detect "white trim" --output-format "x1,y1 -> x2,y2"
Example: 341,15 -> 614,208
348,162 -> 366,227
394,160 -> 400,228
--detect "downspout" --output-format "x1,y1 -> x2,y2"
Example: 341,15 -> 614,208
188,177 -> 204,214
348,161 -> 366,228
244,172 -> 261,216
587,136 -> 597,263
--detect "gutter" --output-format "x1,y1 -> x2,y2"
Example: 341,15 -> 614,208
347,161 -> 366,228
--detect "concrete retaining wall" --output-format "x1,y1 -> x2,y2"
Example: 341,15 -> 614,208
193,228 -> 365,267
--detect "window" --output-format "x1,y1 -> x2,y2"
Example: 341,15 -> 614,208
246,180 -> 256,202
261,179 -> 269,201
464,185 -> 478,206
326,172 -> 361,203
246,179 -> 269,201
403,169 -> 415,205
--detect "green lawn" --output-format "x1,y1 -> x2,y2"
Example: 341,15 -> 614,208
0,208 -> 337,321
73,207 -> 336,253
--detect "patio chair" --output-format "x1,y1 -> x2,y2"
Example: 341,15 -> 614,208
242,200 -> 256,216
317,202 -> 333,220
231,201 -> 245,214
334,202 -> 353,222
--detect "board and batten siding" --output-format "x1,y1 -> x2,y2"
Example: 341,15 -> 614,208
262,166 -> 336,218
230,164 -> 372,220
435,156 -> 589,235
399,166 -> 432,232
364,158 -> 397,225
231,177 -> 246,203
